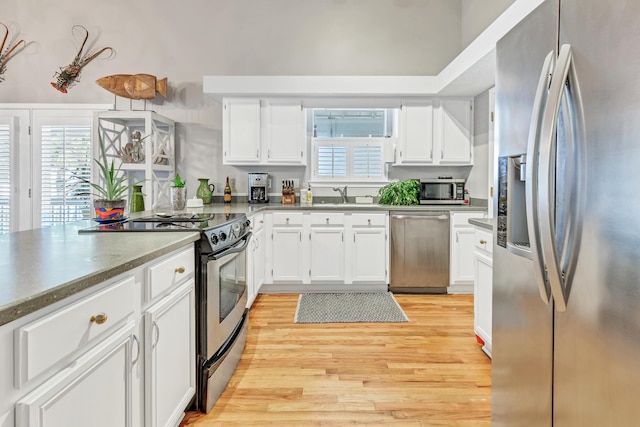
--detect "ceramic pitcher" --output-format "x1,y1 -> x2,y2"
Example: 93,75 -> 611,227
196,178 -> 215,204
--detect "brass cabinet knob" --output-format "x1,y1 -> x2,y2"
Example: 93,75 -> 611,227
326,218 -> 330,224
175,266 -> 185,274
90,313 -> 108,325
367,219 -> 372,225
286,217 -> 290,224
479,239 -> 487,244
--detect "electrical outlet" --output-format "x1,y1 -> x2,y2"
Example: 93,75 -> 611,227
292,178 -> 299,189
230,178 -> 236,189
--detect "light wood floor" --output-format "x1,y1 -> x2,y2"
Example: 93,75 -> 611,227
181,293 -> 491,426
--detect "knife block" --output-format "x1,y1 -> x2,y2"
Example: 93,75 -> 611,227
282,193 -> 296,204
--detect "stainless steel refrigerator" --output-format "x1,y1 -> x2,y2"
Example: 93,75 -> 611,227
493,0 -> 640,425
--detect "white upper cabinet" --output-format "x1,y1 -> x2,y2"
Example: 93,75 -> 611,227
264,101 -> 306,165
222,98 -> 306,166
435,99 -> 473,165
222,98 -> 262,164
396,102 -> 435,165
395,98 -> 473,166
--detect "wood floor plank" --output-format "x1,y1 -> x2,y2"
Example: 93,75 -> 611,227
181,293 -> 491,426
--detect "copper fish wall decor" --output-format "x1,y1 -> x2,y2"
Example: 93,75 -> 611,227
51,25 -> 113,93
0,22 -> 26,82
96,74 -> 167,100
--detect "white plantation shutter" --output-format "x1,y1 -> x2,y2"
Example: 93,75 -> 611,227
0,121 -> 10,233
316,142 -> 348,178
313,138 -> 386,182
39,124 -> 93,226
352,142 -> 384,179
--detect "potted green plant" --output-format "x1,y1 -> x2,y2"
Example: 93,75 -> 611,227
378,179 -> 420,205
91,136 -> 143,221
171,174 -> 187,210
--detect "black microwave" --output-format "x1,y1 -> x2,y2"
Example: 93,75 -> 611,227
419,178 -> 466,204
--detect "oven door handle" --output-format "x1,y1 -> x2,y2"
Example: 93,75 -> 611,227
210,232 -> 253,260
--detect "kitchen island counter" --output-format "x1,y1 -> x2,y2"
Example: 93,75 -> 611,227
0,221 -> 199,326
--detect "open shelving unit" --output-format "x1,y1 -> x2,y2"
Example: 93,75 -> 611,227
93,110 -> 175,210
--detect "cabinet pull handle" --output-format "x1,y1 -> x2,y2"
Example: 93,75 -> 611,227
152,320 -> 160,348
286,217 -> 290,224
326,218 -> 330,224
480,239 -> 487,244
175,266 -> 185,274
132,335 -> 140,365
367,219 -> 371,225
90,313 -> 108,325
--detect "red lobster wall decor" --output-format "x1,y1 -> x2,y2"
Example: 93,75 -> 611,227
0,22 -> 26,82
51,25 -> 113,93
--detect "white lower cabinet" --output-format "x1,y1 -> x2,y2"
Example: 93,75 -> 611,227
263,211 -> 389,291
16,322 -> 137,427
350,213 -> 388,283
144,280 -> 195,427
3,244 -> 196,427
309,227 -> 345,282
449,211 -> 485,293
246,213 -> 265,307
473,227 -> 493,358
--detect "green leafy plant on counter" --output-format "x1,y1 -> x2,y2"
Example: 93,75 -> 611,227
171,174 -> 186,188
378,179 -> 420,205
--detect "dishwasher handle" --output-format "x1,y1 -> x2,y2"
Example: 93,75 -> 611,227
391,214 -> 449,220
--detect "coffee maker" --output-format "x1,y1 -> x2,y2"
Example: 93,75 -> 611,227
248,173 -> 269,203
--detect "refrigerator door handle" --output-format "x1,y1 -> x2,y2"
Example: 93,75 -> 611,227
538,44 -> 583,312
526,50 -> 555,304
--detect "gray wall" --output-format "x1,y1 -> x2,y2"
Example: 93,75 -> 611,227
1,0 -> 502,199
460,0 -> 515,49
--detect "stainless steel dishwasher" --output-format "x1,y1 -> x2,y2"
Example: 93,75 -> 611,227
389,211 -> 450,294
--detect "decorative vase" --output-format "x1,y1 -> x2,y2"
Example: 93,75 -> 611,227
171,187 -> 187,210
196,178 -> 215,204
94,199 -> 126,221
130,185 -> 145,213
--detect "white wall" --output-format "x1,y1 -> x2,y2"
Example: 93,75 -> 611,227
1,0 -> 499,200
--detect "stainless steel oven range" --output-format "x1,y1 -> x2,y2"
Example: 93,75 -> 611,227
79,212 -> 252,413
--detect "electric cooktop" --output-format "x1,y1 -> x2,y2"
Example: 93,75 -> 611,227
79,213 -> 241,233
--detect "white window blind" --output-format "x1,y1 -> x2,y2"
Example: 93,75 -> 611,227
352,143 -> 383,178
39,123 -> 93,227
0,121 -> 10,234
313,138 -> 385,182
316,143 -> 347,178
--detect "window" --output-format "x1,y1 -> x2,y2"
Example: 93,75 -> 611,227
311,109 -> 392,183
0,119 -> 11,233
33,113 -> 94,227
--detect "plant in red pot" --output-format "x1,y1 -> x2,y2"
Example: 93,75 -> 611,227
90,136 -> 143,222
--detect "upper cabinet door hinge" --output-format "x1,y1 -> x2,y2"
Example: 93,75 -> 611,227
28,125 -> 31,136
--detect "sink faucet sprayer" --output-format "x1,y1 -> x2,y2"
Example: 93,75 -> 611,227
333,186 -> 348,204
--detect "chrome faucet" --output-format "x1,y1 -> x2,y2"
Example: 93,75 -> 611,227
333,186 -> 348,204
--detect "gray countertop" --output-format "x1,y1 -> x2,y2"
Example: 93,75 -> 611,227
0,202 -> 486,327
468,217 -> 494,230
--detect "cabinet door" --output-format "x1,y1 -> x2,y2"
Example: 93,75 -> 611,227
397,103 -> 434,164
16,322 -> 136,427
144,280 -> 195,427
437,99 -> 473,164
222,99 -> 261,164
309,227 -> 345,282
474,252 -> 493,355
265,102 -> 306,165
450,227 -> 476,284
271,227 -> 304,282
253,227 -> 265,293
352,228 -> 387,283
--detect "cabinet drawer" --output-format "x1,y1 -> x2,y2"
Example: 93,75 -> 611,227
310,212 -> 345,225
251,213 -> 265,232
15,275 -> 135,387
351,213 -> 386,227
146,246 -> 194,303
272,212 -> 303,225
475,228 -> 493,253
451,211 -> 485,227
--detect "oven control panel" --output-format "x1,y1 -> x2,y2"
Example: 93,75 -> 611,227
202,215 -> 250,253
